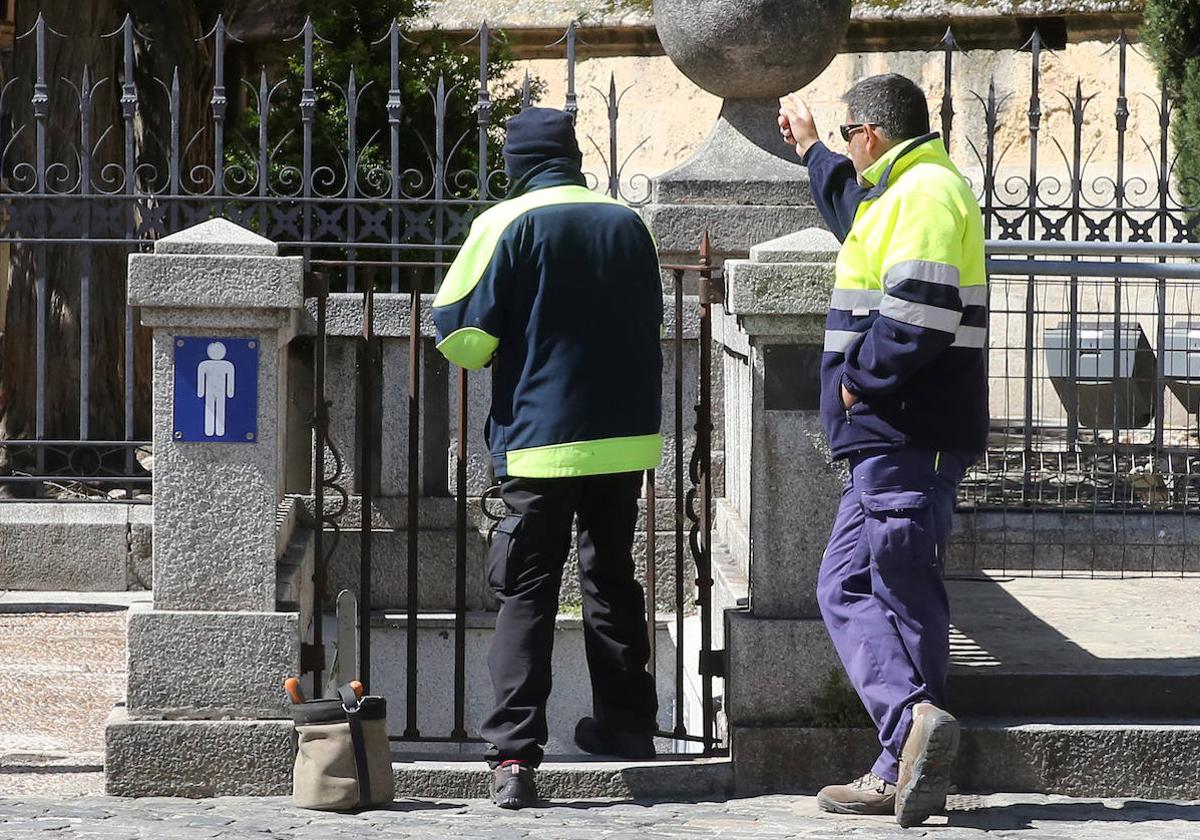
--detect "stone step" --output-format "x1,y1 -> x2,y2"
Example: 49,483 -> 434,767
0,501 -> 152,592
0,589 -> 149,612
305,495 -> 725,613
733,719 -> 1200,799
712,542 -> 748,630
945,575 -> 1200,719
950,672 -> 1200,720
356,611 -> 699,756
714,499 -> 750,580
323,528 -> 697,613
390,755 -> 733,800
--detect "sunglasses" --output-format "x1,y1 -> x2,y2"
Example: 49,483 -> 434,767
840,122 -> 880,142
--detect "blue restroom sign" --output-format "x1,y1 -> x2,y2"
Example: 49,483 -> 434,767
173,337 -> 259,443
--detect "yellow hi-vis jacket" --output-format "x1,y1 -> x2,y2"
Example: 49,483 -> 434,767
815,133 -> 989,458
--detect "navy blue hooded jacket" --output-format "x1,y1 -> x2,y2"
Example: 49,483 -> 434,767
431,108 -> 664,479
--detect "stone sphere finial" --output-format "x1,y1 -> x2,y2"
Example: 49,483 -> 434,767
654,0 -> 852,100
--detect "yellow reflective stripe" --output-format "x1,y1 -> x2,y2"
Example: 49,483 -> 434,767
433,186 -> 632,308
435,327 -> 500,371
505,434 -> 663,478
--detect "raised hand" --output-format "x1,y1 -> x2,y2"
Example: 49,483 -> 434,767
779,93 -> 820,158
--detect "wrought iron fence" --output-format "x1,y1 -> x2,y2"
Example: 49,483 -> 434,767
954,240 -> 1200,576
0,16 -> 649,498
301,243 -> 722,752
0,16 -> 1196,511
936,29 -> 1199,245
923,27 -> 1200,575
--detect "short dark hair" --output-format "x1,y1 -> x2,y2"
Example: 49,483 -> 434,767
843,73 -> 930,142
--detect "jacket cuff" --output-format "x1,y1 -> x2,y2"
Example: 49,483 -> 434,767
801,141 -> 829,168
841,372 -> 864,397
435,327 -> 500,371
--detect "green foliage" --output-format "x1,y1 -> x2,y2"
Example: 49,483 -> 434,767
228,0 -> 531,198
1144,0 -> 1200,215
599,0 -> 652,14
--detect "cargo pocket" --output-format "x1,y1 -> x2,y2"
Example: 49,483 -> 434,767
486,514 -> 522,594
861,488 -> 937,569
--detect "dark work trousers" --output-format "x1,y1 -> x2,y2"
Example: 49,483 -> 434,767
481,471 -> 659,767
817,448 -> 971,784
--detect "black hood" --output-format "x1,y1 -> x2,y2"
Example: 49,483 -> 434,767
503,107 -> 583,191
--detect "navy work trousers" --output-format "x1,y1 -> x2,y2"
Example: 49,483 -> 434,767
817,447 -> 971,784
481,471 -> 659,767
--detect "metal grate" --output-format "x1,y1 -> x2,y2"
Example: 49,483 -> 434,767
955,242 -> 1200,576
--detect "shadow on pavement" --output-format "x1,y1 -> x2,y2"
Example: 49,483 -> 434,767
359,800 -> 465,814
948,800 -> 1200,829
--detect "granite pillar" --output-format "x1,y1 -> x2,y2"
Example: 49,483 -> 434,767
719,228 -> 861,793
105,219 -> 304,796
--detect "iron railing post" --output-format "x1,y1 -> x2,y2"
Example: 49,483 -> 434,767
359,275 -> 375,693
672,265 -> 685,741
696,232 -> 716,753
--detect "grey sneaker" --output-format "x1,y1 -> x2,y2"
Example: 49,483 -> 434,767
490,761 -> 538,810
816,772 -> 897,816
895,702 -> 960,828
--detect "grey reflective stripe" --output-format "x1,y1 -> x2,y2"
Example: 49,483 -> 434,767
960,285 -> 989,307
883,259 -> 961,289
824,330 -> 865,354
880,295 -> 962,333
830,289 -> 883,311
952,326 -> 988,348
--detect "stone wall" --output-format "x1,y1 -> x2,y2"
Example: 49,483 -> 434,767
512,42 -> 1179,426
509,40 -> 1164,208
415,0 -> 1142,51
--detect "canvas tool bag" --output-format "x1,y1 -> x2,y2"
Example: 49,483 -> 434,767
291,684 -> 394,810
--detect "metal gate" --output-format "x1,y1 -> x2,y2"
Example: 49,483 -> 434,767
300,236 -> 723,755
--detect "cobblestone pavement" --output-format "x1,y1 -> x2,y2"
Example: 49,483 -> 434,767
0,793 -> 1198,838
0,609 -> 126,757
0,602 -> 128,798
3,600 -> 1199,837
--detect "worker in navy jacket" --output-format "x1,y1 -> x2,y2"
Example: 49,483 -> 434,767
433,107 -> 663,810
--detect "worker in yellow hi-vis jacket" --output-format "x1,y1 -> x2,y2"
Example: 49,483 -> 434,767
780,73 -> 989,828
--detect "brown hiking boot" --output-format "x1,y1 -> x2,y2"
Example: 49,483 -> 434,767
816,772 -> 896,816
895,702 -> 960,828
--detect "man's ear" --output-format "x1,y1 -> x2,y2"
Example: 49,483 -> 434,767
865,126 -> 885,157
866,127 -> 896,162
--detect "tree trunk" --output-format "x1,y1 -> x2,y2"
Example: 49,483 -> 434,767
0,1 -> 217,492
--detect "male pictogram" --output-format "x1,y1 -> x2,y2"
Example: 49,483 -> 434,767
197,342 -> 236,437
